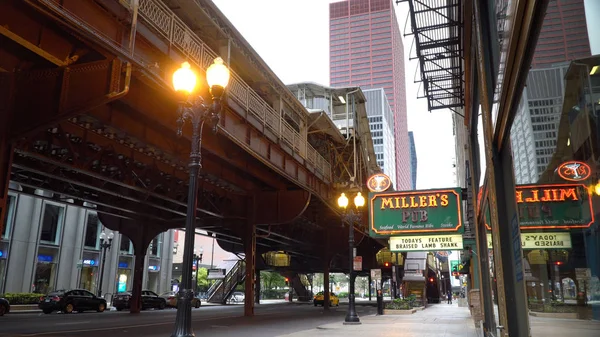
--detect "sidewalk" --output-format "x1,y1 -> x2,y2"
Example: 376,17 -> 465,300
281,303 -> 479,337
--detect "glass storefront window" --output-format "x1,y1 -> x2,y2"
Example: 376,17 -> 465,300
33,247 -> 58,294
507,54 -> 600,321
120,236 -> 133,255
39,203 -> 64,245
117,256 -> 133,293
84,213 -> 101,249
2,194 -> 15,239
149,234 -> 162,257
79,251 -> 99,292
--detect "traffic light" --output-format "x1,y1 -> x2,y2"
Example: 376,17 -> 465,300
384,262 -> 390,268
285,277 -> 289,285
429,277 -> 434,283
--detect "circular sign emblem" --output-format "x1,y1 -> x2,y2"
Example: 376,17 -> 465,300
557,161 -> 591,181
367,173 -> 392,192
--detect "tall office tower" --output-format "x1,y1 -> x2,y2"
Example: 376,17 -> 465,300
510,0 -> 592,183
363,88 -> 397,187
329,0 -> 410,190
530,0 -> 591,69
511,64 -> 570,184
408,131 -> 417,190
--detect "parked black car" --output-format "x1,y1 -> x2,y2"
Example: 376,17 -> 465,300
0,298 -> 9,316
113,290 -> 166,311
38,289 -> 107,314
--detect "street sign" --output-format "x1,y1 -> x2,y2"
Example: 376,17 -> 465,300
370,269 -> 381,281
390,234 -> 463,251
486,232 -> 572,249
369,188 -> 463,237
353,256 -> 362,271
207,268 -> 226,280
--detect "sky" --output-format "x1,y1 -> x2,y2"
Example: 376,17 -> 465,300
211,0 -> 459,190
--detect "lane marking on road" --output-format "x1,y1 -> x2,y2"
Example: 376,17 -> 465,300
18,315 -> 241,336
55,321 -> 91,326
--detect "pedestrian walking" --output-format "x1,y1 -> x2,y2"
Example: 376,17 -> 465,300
447,291 -> 452,304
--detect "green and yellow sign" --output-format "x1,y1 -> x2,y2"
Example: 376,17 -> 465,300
369,188 -> 463,237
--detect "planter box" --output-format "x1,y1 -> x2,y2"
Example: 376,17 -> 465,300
383,308 -> 417,315
529,311 -> 578,319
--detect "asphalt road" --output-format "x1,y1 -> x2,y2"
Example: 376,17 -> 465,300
0,302 -> 377,337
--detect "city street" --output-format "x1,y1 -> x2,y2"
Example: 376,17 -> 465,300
0,302 -> 377,337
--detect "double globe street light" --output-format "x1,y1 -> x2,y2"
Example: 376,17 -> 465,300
171,58 -> 230,337
337,191 -> 365,325
97,231 -> 114,298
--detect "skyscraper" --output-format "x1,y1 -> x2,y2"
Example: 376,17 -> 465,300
408,131 -> 417,190
329,0 -> 410,190
530,0 -> 591,69
364,88 -> 397,187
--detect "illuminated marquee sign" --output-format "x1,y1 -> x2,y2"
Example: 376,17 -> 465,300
369,188 -> 463,237
557,161 -> 591,182
390,234 -> 463,252
484,184 -> 593,230
487,232 -> 572,250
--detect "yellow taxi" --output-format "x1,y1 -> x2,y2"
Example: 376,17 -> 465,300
313,291 -> 340,307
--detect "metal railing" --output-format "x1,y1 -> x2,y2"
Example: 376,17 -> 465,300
135,0 -> 331,181
207,260 -> 245,304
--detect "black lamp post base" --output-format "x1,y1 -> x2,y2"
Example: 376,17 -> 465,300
344,293 -> 361,324
343,321 -> 362,325
170,288 -> 195,337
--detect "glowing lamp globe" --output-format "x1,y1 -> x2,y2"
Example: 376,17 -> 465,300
337,193 -> 349,209
173,62 -> 197,93
354,192 -> 365,208
206,57 -> 230,89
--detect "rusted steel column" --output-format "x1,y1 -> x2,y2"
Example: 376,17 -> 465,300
255,267 -> 261,304
323,227 -> 331,311
0,74 -> 13,238
244,198 -> 256,317
130,252 -> 145,313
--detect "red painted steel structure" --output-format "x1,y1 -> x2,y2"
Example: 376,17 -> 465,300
0,0 -> 383,315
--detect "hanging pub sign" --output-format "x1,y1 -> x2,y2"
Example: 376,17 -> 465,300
367,173 -> 392,193
369,188 -> 463,237
556,161 -> 591,182
483,184 -> 593,230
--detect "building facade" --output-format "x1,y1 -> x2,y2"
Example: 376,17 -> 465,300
363,88 -> 397,186
530,0 -> 591,69
329,0 -> 410,190
408,131 -> 417,190
511,64 -> 570,184
0,186 -> 174,296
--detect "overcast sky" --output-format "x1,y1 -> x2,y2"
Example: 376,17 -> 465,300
212,0 -> 459,190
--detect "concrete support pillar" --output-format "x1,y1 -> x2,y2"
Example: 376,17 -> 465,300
244,199 -> 256,317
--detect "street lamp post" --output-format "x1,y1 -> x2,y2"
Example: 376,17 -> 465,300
193,248 -> 204,294
97,231 -> 114,298
170,58 -> 230,337
337,192 -> 365,325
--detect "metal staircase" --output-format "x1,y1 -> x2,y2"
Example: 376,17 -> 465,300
290,273 -> 312,301
207,260 -> 246,304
